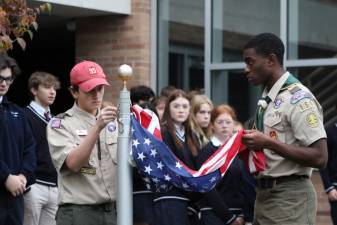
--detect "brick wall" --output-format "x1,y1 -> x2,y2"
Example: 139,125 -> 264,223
75,0 -> 151,104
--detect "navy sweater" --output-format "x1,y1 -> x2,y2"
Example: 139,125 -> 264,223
0,97 -> 36,192
24,106 -> 57,186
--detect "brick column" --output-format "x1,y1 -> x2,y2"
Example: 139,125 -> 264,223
75,0 -> 151,104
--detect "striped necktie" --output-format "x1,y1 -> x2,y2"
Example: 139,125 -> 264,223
44,111 -> 51,122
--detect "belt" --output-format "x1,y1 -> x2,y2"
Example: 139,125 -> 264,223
256,175 -> 308,189
60,202 -> 116,212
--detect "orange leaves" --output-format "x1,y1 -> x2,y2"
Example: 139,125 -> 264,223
0,0 -> 51,52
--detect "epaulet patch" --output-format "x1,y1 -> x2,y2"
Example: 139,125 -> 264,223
50,118 -> 62,129
288,84 -> 302,94
290,90 -> 312,104
55,112 -> 66,118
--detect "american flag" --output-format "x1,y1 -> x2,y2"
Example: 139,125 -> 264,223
130,105 -> 265,192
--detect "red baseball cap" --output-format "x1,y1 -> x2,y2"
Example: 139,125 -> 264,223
70,60 -> 110,92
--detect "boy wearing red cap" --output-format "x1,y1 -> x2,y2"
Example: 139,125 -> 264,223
47,61 -> 118,225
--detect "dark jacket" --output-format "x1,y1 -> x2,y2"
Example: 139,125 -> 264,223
196,141 -> 245,224
0,96 -> 36,192
24,105 -> 57,186
320,123 -> 337,193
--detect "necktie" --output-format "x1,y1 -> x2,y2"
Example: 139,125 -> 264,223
44,111 -> 51,122
255,96 -> 272,132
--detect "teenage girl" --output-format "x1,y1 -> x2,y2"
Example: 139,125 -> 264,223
153,89 -> 200,225
196,104 -> 245,225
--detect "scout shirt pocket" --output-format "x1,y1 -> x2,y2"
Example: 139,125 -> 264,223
105,122 -> 118,164
75,129 -> 97,175
264,114 -> 285,143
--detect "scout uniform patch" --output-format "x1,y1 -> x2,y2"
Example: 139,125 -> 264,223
76,129 -> 88,136
298,100 -> 314,112
80,160 -> 97,175
290,90 -> 312,104
269,130 -> 278,139
51,118 -> 61,128
80,166 -> 96,175
274,97 -> 283,109
306,113 -> 318,128
107,122 -> 116,132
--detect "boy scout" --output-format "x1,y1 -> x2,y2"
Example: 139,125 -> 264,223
242,33 -> 327,225
47,61 -> 118,225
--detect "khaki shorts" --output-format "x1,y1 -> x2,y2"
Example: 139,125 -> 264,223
254,177 -> 316,225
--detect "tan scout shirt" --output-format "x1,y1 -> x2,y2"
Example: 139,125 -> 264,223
258,72 -> 326,178
47,103 -> 118,205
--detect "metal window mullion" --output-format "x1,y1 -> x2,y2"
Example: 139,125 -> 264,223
280,0 -> 288,68
151,0 -> 157,92
204,0 -> 212,97
285,58 -> 337,68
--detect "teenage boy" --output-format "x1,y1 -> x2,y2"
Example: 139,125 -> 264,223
23,71 -> 60,225
47,60 -> 118,225
0,53 -> 36,225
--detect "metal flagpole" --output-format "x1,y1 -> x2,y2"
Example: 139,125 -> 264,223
117,64 -> 133,225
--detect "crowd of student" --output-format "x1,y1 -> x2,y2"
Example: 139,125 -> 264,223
130,85 -> 254,225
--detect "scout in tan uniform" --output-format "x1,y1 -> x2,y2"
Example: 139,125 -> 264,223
47,61 -> 118,225
242,33 -> 328,225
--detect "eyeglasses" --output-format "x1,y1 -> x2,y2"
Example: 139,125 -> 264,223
0,75 -> 14,85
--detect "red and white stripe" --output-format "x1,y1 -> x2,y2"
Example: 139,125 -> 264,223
131,105 -> 265,175
131,105 -> 162,140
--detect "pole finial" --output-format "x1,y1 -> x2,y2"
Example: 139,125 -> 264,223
118,64 -> 133,85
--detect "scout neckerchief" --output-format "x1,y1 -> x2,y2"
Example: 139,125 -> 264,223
254,73 -> 300,132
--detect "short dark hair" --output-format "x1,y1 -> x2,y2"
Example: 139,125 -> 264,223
0,53 -> 21,78
139,102 -> 158,117
130,85 -> 155,105
243,33 -> 285,66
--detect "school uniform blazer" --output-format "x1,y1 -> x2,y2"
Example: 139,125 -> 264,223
0,96 -> 36,192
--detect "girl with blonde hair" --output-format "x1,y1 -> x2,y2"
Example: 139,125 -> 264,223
189,94 -> 214,149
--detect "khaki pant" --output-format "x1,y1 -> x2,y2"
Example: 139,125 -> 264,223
56,203 -> 116,225
254,177 -> 316,225
23,184 -> 58,225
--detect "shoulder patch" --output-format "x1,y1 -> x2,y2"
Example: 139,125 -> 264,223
287,84 -> 302,94
290,90 -> 312,104
298,99 -> 314,112
305,112 -> 319,128
107,122 -> 117,133
50,118 -> 62,129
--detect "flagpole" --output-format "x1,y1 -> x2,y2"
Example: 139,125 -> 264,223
117,64 -> 133,225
